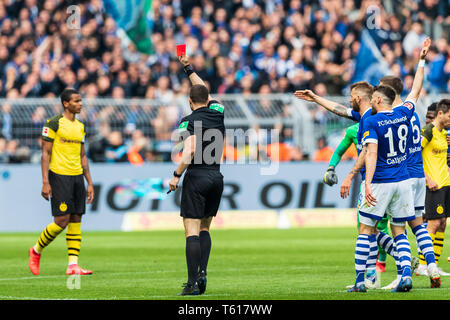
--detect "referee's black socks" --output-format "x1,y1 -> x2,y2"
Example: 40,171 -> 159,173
199,231 -> 211,275
186,235 -> 201,286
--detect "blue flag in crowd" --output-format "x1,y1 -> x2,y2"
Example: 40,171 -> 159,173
351,28 -> 391,86
103,0 -> 153,54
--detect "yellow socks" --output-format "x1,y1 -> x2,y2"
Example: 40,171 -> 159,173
66,222 -> 82,265
433,232 -> 444,264
34,222 -> 64,254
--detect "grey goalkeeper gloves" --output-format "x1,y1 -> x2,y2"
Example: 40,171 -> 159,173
323,166 -> 338,186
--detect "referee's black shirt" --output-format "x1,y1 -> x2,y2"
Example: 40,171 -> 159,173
178,99 -> 225,171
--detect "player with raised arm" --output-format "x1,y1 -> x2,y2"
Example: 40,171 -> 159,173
296,38 -> 435,291
295,82 -> 384,289
376,72 -> 440,289
359,84 -> 420,292
28,88 -> 95,276
359,40 -> 434,291
168,53 -> 225,296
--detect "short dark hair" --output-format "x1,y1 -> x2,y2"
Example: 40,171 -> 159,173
350,81 -> 373,101
373,85 -> 396,105
437,99 -> 450,114
380,76 -> 403,96
427,102 -> 437,112
189,84 -> 209,104
60,88 -> 79,106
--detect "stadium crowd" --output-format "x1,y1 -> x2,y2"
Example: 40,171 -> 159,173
0,0 -> 448,163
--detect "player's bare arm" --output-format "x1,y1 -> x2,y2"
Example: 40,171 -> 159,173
340,146 -> 367,199
406,37 -> 431,102
424,172 -> 439,191
81,143 -> 94,204
364,143 -> 378,207
169,135 -> 197,191
41,140 -> 53,201
294,89 -> 353,119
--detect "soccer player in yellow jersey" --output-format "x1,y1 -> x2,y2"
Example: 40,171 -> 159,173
417,99 -> 450,276
28,88 -> 95,276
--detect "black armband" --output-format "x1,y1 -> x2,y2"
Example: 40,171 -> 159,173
183,64 -> 194,76
173,170 -> 182,178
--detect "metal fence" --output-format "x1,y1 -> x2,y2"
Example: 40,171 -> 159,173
0,93 -> 449,162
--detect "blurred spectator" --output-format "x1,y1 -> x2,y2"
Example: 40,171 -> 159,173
402,22 -> 428,57
31,106 -> 46,129
105,131 -> 128,163
126,136 -> 148,166
5,139 -> 30,163
290,145 -> 304,162
266,142 -> 292,162
426,42 -> 448,93
222,138 -> 239,163
313,136 -> 334,162
0,136 -> 7,163
1,104 -> 12,140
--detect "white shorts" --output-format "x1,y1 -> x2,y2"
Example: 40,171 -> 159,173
358,180 -> 415,227
409,177 -> 426,218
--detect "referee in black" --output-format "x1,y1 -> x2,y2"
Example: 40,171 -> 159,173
169,53 -> 225,296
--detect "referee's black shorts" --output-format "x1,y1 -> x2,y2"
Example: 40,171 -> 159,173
424,185 -> 450,220
49,170 -> 86,216
180,169 -> 224,219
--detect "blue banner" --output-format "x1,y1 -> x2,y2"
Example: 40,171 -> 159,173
351,28 -> 391,86
103,0 -> 153,54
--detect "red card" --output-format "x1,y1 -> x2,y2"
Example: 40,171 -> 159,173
176,44 -> 186,57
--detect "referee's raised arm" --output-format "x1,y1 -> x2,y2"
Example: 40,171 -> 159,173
178,54 -> 212,100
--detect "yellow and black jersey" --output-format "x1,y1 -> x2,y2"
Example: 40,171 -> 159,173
42,114 -> 86,176
421,123 -> 450,189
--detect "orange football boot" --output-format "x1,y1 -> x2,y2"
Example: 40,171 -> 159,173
66,264 -> 93,275
28,247 -> 41,275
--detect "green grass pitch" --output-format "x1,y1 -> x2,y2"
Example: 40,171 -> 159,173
0,227 -> 449,300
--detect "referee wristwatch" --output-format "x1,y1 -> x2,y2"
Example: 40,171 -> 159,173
173,171 -> 182,178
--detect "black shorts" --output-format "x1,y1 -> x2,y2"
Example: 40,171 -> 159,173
424,186 -> 450,220
49,170 -> 86,216
180,169 -> 224,219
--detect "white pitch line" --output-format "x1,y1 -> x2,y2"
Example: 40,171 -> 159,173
0,275 -> 64,281
0,266 -> 311,282
0,295 -> 80,300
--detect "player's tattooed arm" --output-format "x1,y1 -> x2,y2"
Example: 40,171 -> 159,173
81,144 -> 94,204
350,146 -> 367,176
294,90 -> 353,119
340,146 -> 367,199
